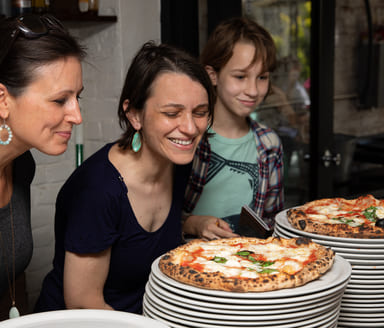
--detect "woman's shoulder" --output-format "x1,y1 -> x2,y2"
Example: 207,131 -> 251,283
63,143 -> 121,190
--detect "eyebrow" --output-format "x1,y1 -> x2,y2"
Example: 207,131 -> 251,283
161,103 -> 209,110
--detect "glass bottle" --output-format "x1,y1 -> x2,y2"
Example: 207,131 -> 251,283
11,0 -> 32,16
78,0 -> 88,13
88,0 -> 98,14
33,0 -> 47,13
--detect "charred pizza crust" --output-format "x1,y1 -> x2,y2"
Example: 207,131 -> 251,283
159,236 -> 334,292
287,195 -> 384,238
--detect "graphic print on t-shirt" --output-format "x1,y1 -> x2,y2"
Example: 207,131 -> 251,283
206,151 -> 259,206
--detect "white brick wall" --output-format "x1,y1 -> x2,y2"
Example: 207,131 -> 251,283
27,0 -> 161,310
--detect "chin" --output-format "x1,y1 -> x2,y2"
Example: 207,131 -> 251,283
40,145 -> 68,156
170,154 -> 195,165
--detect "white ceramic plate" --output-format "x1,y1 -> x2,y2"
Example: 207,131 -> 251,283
147,275 -> 346,312
344,285 -> 384,294
338,314 -> 384,322
351,273 -> 384,280
351,264 -> 384,269
0,309 -> 169,328
337,320 -> 384,327
341,292 -> 384,300
341,293 -> 384,303
348,279 -> 384,287
349,278 -> 384,285
341,301 -> 384,309
340,307 -> 384,316
351,268 -> 384,275
151,255 -> 351,301
345,257 -> 384,265
276,210 -> 384,245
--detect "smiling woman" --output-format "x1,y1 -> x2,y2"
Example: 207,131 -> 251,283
0,13 -> 86,320
34,41 -> 215,315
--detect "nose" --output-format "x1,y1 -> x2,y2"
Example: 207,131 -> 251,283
245,79 -> 259,97
179,113 -> 198,135
66,99 -> 83,125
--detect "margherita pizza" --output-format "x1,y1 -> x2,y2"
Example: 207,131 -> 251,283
159,236 -> 334,292
287,194 -> 384,238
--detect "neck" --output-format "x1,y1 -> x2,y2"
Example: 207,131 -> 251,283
110,144 -> 173,185
212,107 -> 250,139
133,150 -> 173,184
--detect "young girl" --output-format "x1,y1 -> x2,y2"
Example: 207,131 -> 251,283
183,17 -> 284,240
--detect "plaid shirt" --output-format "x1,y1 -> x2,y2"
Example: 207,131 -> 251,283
183,119 -> 284,228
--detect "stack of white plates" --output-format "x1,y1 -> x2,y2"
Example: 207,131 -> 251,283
143,254 -> 351,328
274,209 -> 384,328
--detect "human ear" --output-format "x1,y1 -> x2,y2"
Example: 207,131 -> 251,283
0,83 -> 10,120
205,65 -> 218,86
123,99 -> 142,130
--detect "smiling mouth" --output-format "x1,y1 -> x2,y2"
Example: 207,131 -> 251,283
169,138 -> 193,145
239,99 -> 256,106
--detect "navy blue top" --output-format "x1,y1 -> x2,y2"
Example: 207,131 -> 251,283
35,143 -> 187,313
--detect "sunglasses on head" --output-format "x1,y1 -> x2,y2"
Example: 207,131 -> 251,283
0,13 -> 65,64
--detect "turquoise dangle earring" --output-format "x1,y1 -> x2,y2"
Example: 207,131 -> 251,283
0,119 -> 13,145
131,130 -> 142,152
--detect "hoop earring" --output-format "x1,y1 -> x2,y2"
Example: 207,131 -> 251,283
131,130 -> 142,152
0,120 -> 12,145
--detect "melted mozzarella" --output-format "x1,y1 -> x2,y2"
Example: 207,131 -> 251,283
376,206 -> 384,219
191,242 -> 312,277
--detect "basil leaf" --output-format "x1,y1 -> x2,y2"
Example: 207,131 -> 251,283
236,251 -> 251,257
331,217 -> 361,226
212,256 -> 227,263
259,268 -> 279,274
363,206 -> 378,222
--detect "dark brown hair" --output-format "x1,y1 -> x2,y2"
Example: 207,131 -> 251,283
0,14 -> 86,97
117,41 -> 215,150
200,17 -> 276,74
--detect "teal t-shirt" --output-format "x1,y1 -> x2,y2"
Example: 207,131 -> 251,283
192,128 -> 259,231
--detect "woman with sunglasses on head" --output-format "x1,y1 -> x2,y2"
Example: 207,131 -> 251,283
183,17 -> 284,240
0,14 -> 85,319
34,41 -> 214,314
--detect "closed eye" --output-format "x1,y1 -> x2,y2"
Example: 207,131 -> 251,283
194,111 -> 209,117
162,111 -> 179,117
54,98 -> 67,105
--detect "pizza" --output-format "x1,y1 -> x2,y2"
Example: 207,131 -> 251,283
287,194 -> 384,238
159,236 -> 334,292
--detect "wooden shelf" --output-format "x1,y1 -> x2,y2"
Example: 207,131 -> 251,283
48,0 -> 117,23
54,13 -> 117,22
